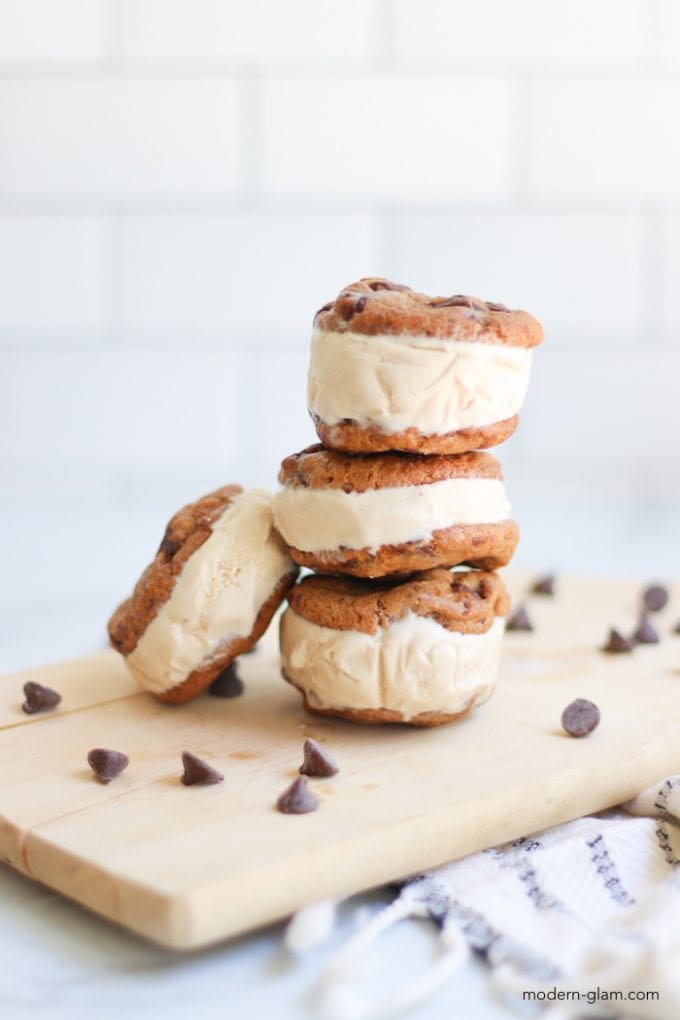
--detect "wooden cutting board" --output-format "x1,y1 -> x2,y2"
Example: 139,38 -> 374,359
2,575 -> 680,951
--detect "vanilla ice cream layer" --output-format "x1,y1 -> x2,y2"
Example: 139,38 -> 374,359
280,609 -> 504,720
127,489 -> 293,695
273,477 -> 510,554
308,329 -> 532,435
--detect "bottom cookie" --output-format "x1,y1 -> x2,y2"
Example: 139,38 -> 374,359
312,414 -> 519,455
283,671 -> 477,727
279,569 -> 508,727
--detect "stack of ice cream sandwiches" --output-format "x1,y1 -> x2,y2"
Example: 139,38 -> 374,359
273,278 -> 543,725
107,277 -> 542,727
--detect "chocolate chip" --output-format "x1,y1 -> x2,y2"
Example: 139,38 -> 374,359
631,615 -> 660,645
366,279 -> 410,292
21,681 -> 61,715
531,574 -> 555,596
430,294 -> 476,308
208,662 -> 244,698
88,748 -> 129,784
561,698 -> 600,738
276,776 -> 318,815
506,605 -> 533,632
486,301 -> 509,312
642,584 -> 669,613
180,751 -> 223,786
313,301 -> 333,321
299,739 -> 339,778
158,528 -> 181,558
674,620 -> 680,635
601,628 -> 634,654
337,291 -> 368,321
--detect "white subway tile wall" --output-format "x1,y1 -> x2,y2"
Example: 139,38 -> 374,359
262,77 -> 510,200
1,0 -> 679,620
531,79 -> 680,200
121,0 -> 374,63
0,80 -> 242,196
121,214 -> 381,335
0,0 -> 105,62
0,216 -> 110,336
392,0 -> 640,65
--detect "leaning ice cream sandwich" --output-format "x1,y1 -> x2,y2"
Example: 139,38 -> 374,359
280,568 -> 509,726
308,278 -> 543,454
274,445 -> 518,577
108,486 -> 298,703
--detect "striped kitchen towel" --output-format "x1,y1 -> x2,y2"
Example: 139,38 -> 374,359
287,776 -> 680,1019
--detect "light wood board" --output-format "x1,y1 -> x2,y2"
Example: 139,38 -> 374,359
2,575 -> 680,950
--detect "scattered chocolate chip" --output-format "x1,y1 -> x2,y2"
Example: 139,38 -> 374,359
299,739 -> 339,778
21,681 -> 61,715
506,605 -> 533,632
486,301 -> 509,312
367,279 -> 410,292
208,662 -> 244,698
631,615 -> 660,645
180,751 -> 223,786
674,621 -> 680,635
601,628 -> 634,654
561,698 -> 600,738
336,291 -> 368,320
642,584 -> 669,613
531,574 -> 555,596
87,748 -> 129,784
276,776 -> 319,815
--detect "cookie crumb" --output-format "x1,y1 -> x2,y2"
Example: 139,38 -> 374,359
531,574 -> 555,596
506,605 -> 533,632
276,776 -> 319,815
299,739 -> 339,778
561,698 -> 600,737
208,662 -> 244,698
631,615 -> 660,645
181,750 -> 223,786
602,628 -> 634,654
88,748 -> 129,784
642,584 -> 669,613
22,681 -> 61,715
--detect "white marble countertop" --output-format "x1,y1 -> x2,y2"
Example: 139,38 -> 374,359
0,599 -> 527,1020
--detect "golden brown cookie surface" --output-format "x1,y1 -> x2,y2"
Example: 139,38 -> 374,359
314,278 -> 543,348
286,568 -> 509,636
278,444 -> 501,491
312,414 -> 519,456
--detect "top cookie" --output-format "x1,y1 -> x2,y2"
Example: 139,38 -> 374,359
313,278 -> 543,348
